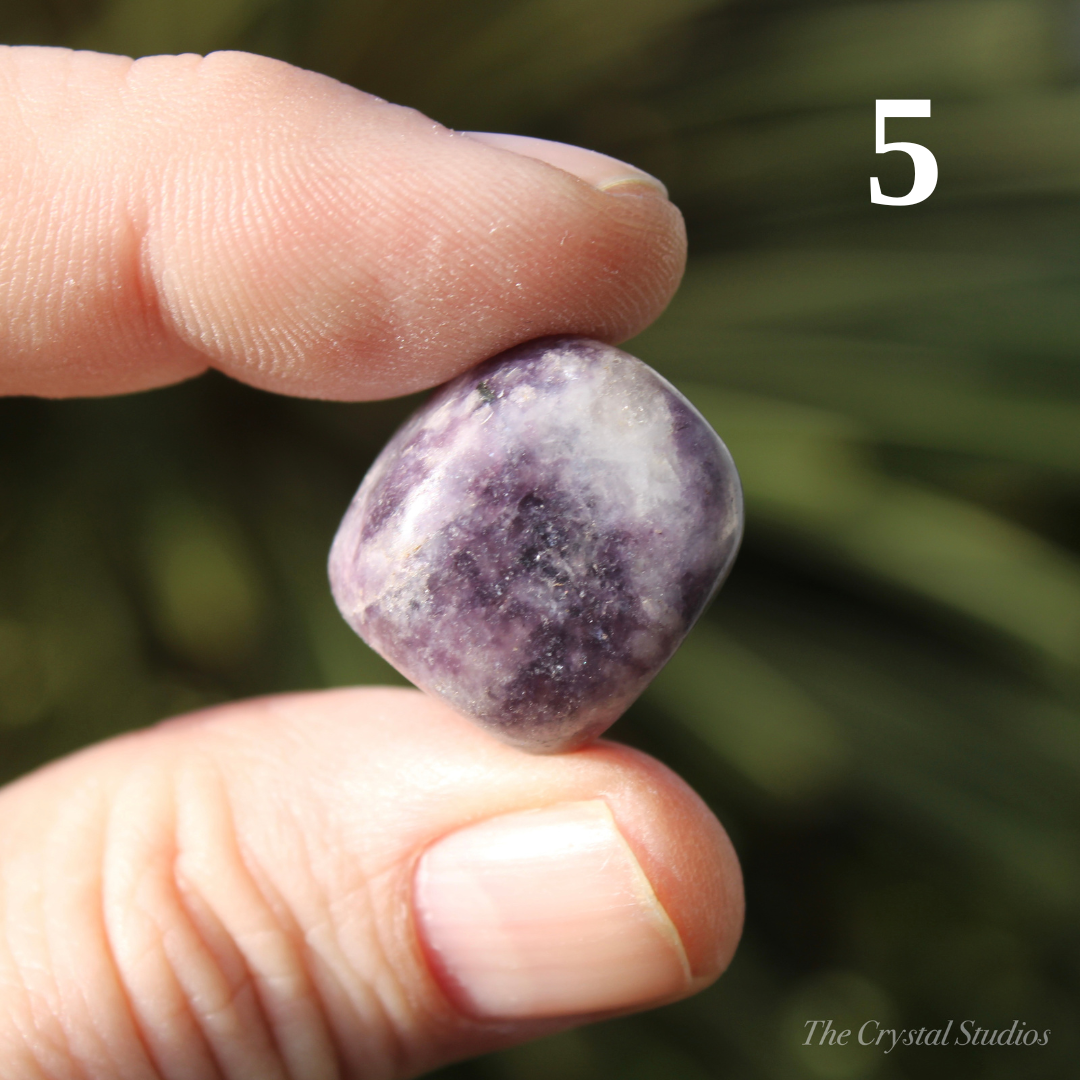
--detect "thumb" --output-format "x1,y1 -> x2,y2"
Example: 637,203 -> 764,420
0,688 -> 743,1079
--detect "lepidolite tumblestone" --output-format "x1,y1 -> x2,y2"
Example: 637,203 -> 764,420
329,336 -> 742,752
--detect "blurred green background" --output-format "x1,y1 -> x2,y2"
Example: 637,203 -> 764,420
3,0 -> 1079,1077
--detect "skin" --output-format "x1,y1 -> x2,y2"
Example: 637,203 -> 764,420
0,46 -> 743,1080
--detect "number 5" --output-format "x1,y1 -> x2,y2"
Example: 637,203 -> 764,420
871,99 -> 938,206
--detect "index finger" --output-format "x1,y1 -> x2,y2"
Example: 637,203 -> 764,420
0,47 -> 685,401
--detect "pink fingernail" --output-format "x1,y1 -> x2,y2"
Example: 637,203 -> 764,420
463,132 -> 668,197
414,800 -> 690,1019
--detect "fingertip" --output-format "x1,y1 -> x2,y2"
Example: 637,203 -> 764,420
570,740 -> 744,986
0,48 -> 686,400
194,687 -> 740,996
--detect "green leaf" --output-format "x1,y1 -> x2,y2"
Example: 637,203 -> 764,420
647,620 -> 849,802
74,0 -> 276,57
684,384 -> 1080,668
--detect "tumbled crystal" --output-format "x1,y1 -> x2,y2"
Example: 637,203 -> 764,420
329,336 -> 742,752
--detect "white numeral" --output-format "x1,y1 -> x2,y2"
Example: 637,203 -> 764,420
871,99 -> 938,206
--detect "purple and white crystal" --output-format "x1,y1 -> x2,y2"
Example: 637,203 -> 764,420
329,336 -> 742,752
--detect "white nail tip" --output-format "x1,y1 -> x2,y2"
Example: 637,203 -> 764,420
414,800 -> 690,1019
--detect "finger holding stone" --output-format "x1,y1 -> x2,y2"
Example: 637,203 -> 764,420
0,687 -> 743,1078
0,47 -> 685,400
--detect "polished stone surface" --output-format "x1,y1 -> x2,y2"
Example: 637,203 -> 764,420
330,336 -> 742,751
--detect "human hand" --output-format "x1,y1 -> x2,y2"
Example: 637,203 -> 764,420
0,46 -> 743,1079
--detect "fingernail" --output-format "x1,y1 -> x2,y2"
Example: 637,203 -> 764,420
414,800 -> 690,1019
463,132 -> 668,197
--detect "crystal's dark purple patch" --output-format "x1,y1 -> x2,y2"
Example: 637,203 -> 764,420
329,336 -> 742,752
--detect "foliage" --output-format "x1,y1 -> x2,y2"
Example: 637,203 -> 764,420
2,1 -> 1079,1077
